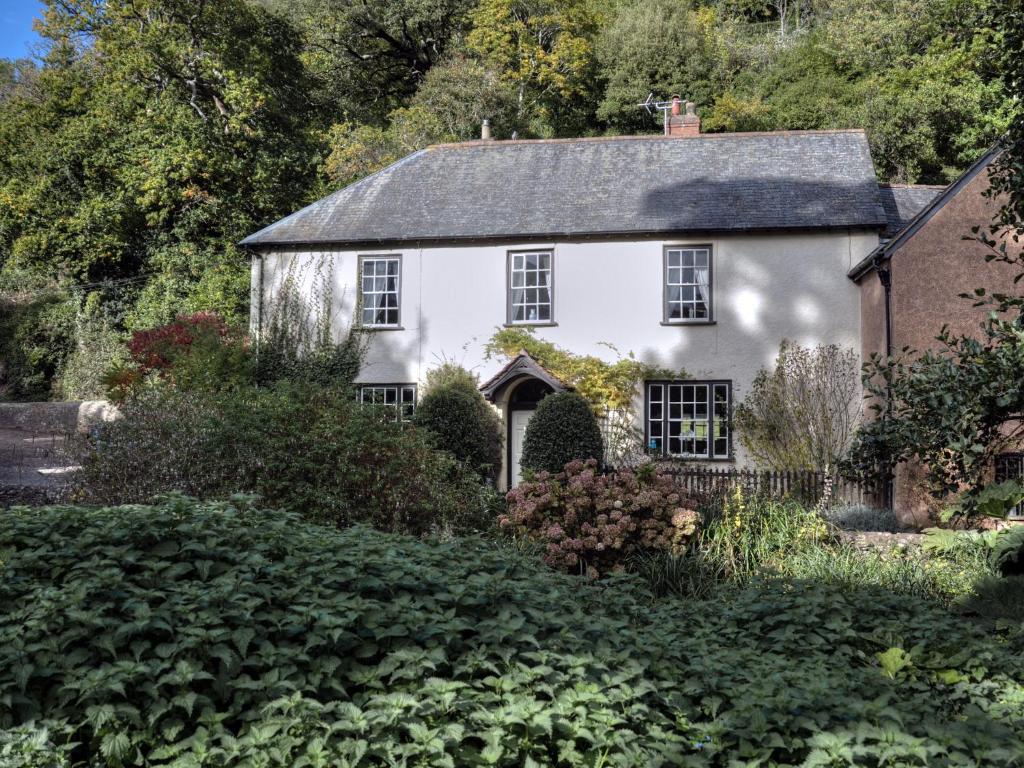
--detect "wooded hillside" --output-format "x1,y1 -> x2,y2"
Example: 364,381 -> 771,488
0,0 -> 1016,400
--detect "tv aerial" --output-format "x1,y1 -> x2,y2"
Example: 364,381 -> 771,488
637,93 -> 686,133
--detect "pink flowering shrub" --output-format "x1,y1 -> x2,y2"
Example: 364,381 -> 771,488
500,459 -> 701,576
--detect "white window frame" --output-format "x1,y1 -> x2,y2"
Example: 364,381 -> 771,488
645,380 -> 730,460
508,250 -> 553,325
664,246 -> 712,323
360,255 -> 402,328
358,384 -> 417,421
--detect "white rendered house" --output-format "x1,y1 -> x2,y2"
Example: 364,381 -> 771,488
242,123 -> 926,489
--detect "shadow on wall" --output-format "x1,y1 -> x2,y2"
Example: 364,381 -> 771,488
636,177 -> 868,374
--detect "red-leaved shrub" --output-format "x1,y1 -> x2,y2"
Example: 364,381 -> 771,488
128,312 -> 232,372
500,459 -> 701,576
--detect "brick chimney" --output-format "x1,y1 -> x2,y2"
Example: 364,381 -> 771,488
666,99 -> 700,137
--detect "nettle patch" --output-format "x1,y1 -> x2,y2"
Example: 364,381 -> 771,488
1,498 -> 1023,767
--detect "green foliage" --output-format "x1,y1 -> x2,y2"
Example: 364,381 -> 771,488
415,367 -> 503,480
0,0 -> 322,395
597,1 -> 731,133
0,289 -> 75,401
69,385 -> 494,536
2,498 -> 1024,766
992,525 -> 1024,576
521,391 -> 604,473
632,491 -> 996,605
467,0 -> 602,136
56,308 -> 128,401
962,575 -> 1024,622
0,723 -> 75,768
700,486 -> 831,582
846,324 -> 1024,517
502,459 -> 701,575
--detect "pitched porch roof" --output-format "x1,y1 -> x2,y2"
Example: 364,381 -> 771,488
479,351 -> 568,402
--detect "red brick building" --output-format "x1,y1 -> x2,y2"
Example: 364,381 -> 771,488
849,148 -> 1023,525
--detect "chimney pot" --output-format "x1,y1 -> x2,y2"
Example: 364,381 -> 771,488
671,95 -> 682,116
481,119 -> 492,141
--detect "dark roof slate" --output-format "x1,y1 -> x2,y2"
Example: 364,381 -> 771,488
878,184 -> 945,236
242,130 -> 888,246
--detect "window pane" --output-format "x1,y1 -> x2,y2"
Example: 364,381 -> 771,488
509,251 -> 552,324
665,249 -> 711,322
360,257 -> 400,326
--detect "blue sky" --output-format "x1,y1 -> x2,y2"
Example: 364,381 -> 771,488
1,0 -> 45,60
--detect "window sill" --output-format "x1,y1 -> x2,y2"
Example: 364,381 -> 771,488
661,320 -> 716,327
504,322 -> 558,328
652,455 -> 735,463
359,325 -> 405,332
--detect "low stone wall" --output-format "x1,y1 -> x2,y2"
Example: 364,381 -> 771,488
0,400 -> 118,434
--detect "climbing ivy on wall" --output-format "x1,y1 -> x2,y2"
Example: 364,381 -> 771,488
486,327 -> 683,417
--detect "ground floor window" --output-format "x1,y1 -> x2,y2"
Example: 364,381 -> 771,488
995,452 -> 1024,519
359,384 -> 417,422
645,380 -> 731,459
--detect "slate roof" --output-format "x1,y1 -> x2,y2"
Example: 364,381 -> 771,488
241,130 -> 889,247
877,184 -> 945,236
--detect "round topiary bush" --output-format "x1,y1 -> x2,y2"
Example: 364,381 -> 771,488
521,391 -> 604,474
415,383 -> 503,480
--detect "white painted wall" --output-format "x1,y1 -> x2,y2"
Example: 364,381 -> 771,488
252,230 -> 878,466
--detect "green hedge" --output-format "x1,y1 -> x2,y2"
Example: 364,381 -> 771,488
69,384 -> 495,536
415,376 -> 503,481
2,498 -> 1023,766
521,392 -> 604,474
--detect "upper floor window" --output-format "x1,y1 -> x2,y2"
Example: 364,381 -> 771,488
509,251 -> 552,324
360,255 -> 401,327
645,380 -> 730,460
664,247 -> 711,323
359,384 -> 416,421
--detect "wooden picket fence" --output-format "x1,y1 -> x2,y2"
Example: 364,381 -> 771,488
656,466 -> 881,508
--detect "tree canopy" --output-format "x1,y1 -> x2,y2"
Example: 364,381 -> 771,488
0,0 -> 1017,398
